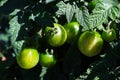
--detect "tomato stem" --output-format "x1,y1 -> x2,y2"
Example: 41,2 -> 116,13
45,49 -> 49,55
50,49 -> 54,55
107,21 -> 112,30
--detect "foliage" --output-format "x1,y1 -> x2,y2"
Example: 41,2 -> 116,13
0,0 -> 120,80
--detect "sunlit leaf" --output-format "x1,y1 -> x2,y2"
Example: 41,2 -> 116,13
0,0 -> 7,7
9,16 -> 24,54
75,6 -> 90,31
65,3 -> 75,23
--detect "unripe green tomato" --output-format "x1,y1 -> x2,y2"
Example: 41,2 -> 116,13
44,23 -> 67,47
39,53 -> 56,67
102,28 -> 116,42
78,31 -> 103,57
64,22 -> 80,43
16,48 -> 39,69
88,0 -> 100,10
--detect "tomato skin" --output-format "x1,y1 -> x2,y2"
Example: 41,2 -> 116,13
88,0 -> 100,11
102,28 -> 116,42
39,53 -> 56,67
78,31 -> 103,57
44,23 -> 67,47
16,48 -> 39,69
64,22 -> 80,43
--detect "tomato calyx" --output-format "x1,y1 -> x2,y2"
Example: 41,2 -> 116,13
44,23 -> 63,37
45,27 -> 58,37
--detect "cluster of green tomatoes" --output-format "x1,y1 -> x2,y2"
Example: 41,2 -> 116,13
16,21 -> 117,69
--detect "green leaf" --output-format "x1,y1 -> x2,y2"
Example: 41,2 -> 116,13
56,1 -> 67,16
0,34 -> 9,42
9,16 -> 24,54
13,41 -> 24,55
45,0 -> 55,4
108,6 -> 120,20
75,6 -> 90,31
9,16 -> 22,43
9,9 -> 21,16
65,3 -> 75,23
90,3 -> 108,29
89,2 -> 120,30
0,0 -> 7,7
102,0 -> 119,6
56,1 -> 75,22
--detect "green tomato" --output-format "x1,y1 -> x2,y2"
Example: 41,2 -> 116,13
88,0 -> 100,10
102,28 -> 116,42
44,23 -> 67,47
78,31 -> 103,57
16,48 -> 39,69
39,52 -> 56,67
64,22 -> 80,43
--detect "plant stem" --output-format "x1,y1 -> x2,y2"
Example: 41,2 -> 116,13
107,21 -> 112,30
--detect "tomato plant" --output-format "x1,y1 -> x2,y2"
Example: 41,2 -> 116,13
16,48 -> 39,69
39,49 -> 56,67
0,0 -> 120,80
78,31 -> 103,57
64,21 -> 80,43
44,23 -> 67,47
